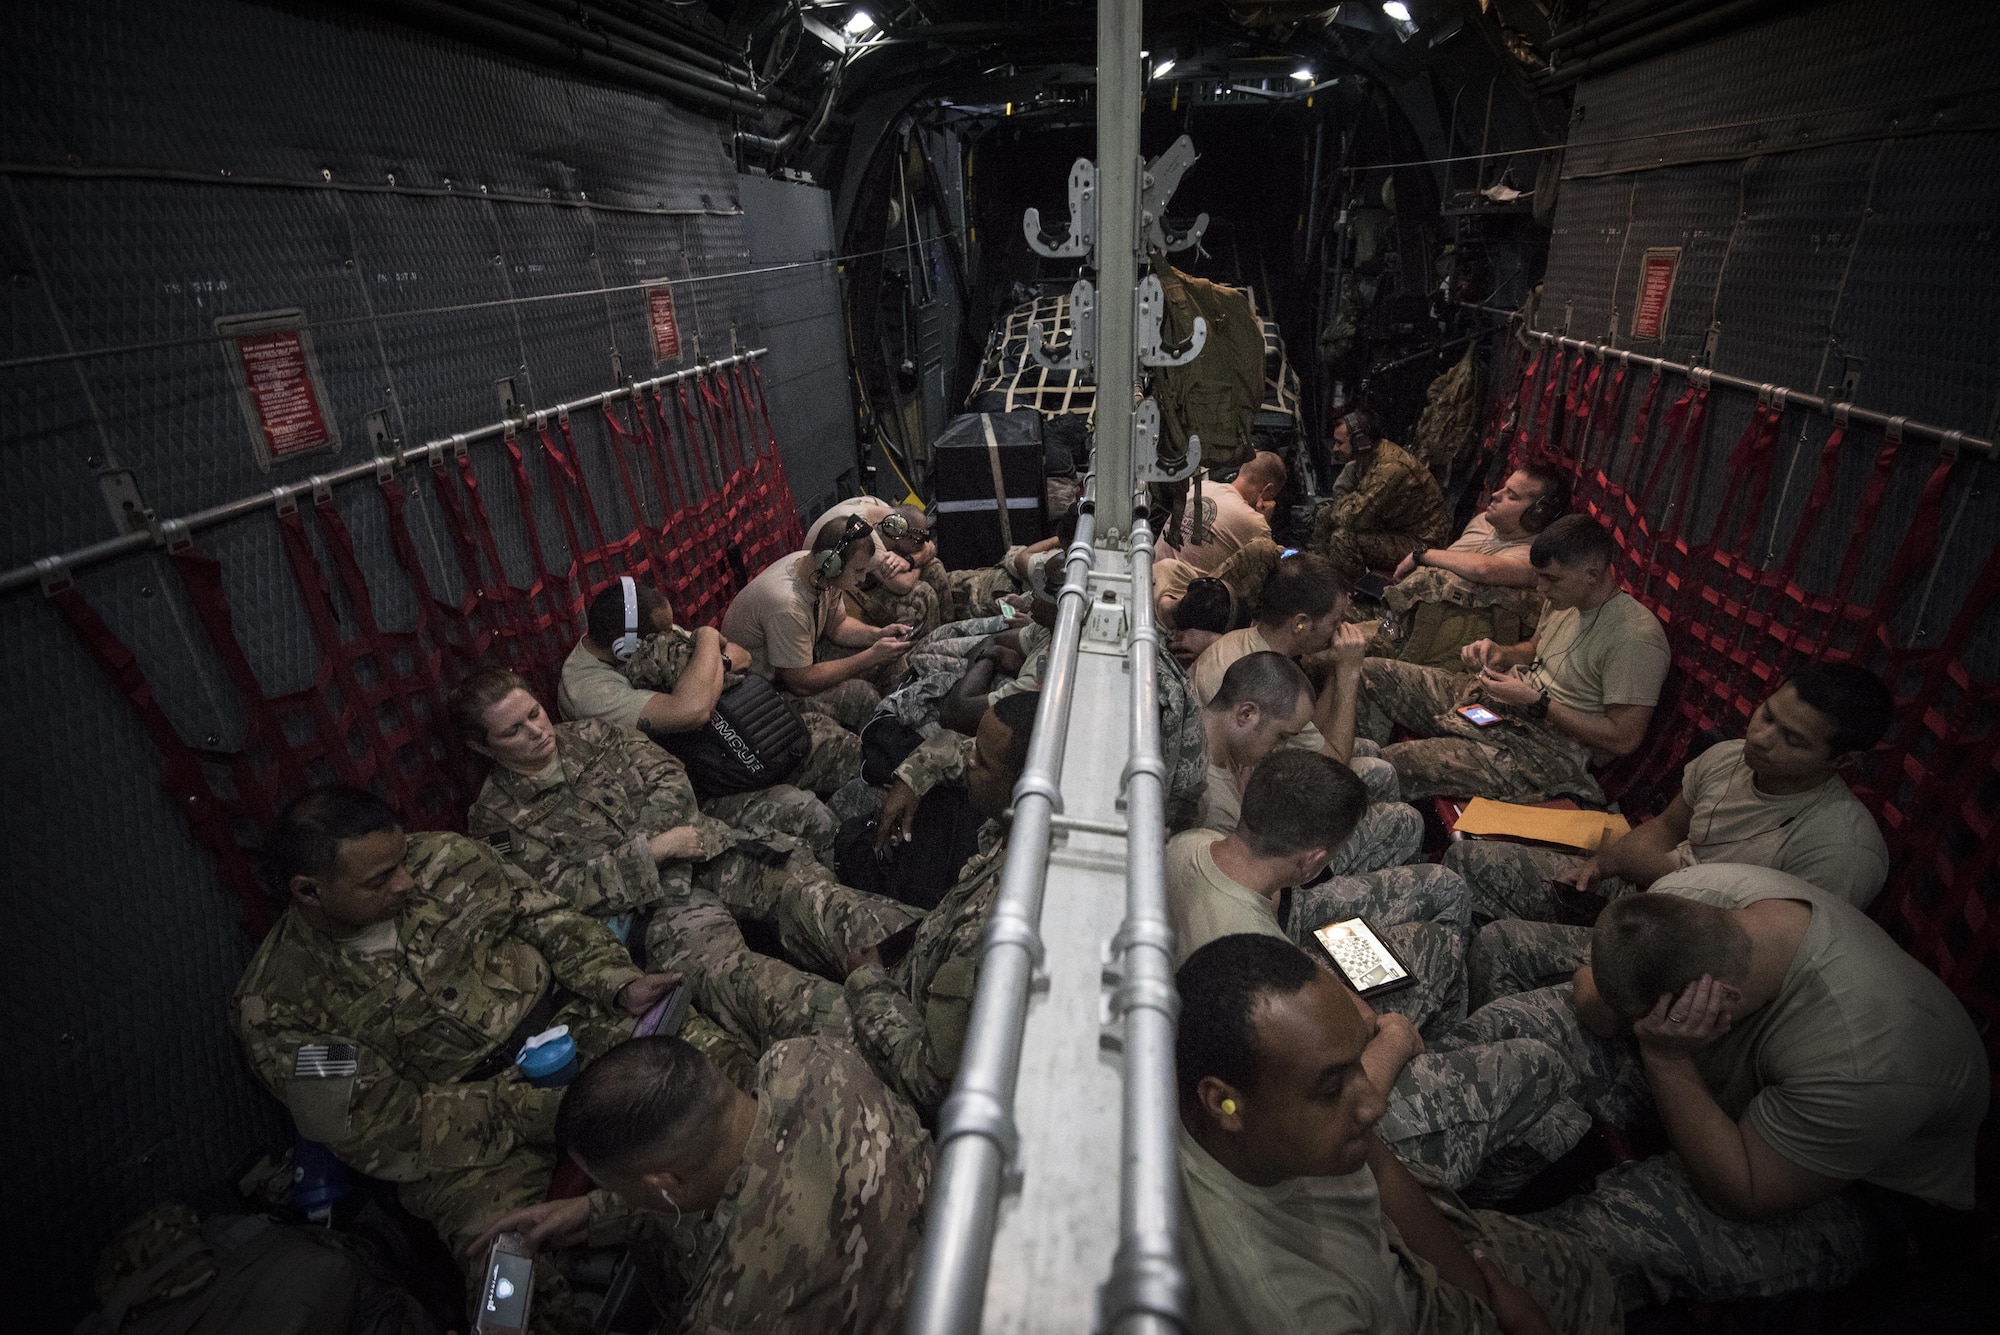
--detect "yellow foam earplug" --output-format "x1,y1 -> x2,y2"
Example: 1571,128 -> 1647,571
1220,1099 -> 1237,1116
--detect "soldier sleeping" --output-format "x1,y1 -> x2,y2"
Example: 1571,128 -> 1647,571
231,786 -> 686,1324
451,668 -> 916,1072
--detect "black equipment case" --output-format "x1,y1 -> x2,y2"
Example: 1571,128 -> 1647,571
929,409 -> 1048,568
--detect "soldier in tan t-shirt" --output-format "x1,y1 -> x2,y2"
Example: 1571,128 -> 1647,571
1174,933 -> 1620,1335
1153,452 -> 1286,609
1445,665 -> 1895,924
1382,465 -> 1568,671
720,518 -> 914,730
1434,862 -> 1986,1305
1357,515 -> 1669,804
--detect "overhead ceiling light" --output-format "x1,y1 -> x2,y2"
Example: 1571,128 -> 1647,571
1291,67 -> 1314,82
1153,58 -> 1176,77
843,10 -> 875,37
1382,2 -> 1412,21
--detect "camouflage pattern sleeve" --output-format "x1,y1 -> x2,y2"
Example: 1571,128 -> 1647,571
620,625 -> 698,692
612,725 -> 735,861
231,997 -> 561,1183
843,963 -> 952,1113
469,778 -> 662,921
893,730 -> 975,798
477,843 -> 643,1009
683,1038 -> 933,1334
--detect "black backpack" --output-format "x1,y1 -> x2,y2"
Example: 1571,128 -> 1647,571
659,673 -> 812,798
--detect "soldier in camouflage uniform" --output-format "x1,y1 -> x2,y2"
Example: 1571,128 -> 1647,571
843,695 -> 1040,1114
478,1034 -> 932,1335
611,622 -> 845,855
455,672 -> 918,1059
231,786 -> 714,1330
1310,411 -> 1448,581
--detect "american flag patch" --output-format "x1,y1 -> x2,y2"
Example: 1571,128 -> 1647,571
294,1043 -> 359,1079
483,830 -> 514,854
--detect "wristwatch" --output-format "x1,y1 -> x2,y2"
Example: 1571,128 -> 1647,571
1410,541 -> 1428,567
1525,690 -> 1551,720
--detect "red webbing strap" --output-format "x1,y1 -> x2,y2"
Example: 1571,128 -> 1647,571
1869,539 -> 2000,839
1610,370 -> 1665,498
555,415 -> 616,582
274,503 -> 426,818
311,489 -> 470,820
1633,383 -> 1704,529
168,546 -> 327,796
1479,336 -> 1526,451
643,386 -> 714,607
736,361 -> 804,551
700,370 -> 747,475
533,419 -> 592,591
1501,346 -> 1543,465
1825,431 -> 1907,611
426,453 -> 502,647
1577,362 -> 1628,475
1768,419 -> 1848,592
1843,455 -> 1963,659
1551,355 -> 1593,465
1529,345 -> 1567,459
676,380 -> 724,495
627,393 -> 690,601
451,445 -> 539,671
47,581 -> 275,936
598,402 -> 671,593
651,386 -> 735,624
501,425 -> 566,612
378,469 -> 486,667
1560,361 -> 1608,471
1720,403 -> 1789,556
1632,384 -> 1708,606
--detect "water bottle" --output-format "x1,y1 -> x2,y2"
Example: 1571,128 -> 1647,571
292,1136 -> 350,1225
517,1027 -> 580,1089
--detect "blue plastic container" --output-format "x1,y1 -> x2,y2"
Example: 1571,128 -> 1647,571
518,1032 -> 580,1088
292,1136 -> 350,1223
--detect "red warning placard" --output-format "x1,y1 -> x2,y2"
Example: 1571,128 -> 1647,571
646,284 -> 682,363
1630,247 -> 1681,341
233,328 -> 333,460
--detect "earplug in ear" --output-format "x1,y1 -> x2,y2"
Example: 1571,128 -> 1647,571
1220,1098 -> 1237,1116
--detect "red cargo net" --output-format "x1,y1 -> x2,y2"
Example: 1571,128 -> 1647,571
47,361 -> 805,937
1493,343 -> 2000,1083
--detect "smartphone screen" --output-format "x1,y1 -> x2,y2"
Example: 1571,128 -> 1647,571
1312,917 -> 1410,993
476,1240 -> 534,1334
1457,704 -> 1503,726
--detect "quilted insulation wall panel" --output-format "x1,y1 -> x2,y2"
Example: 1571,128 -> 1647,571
1535,0 -> 2000,665
1,0 -> 852,1324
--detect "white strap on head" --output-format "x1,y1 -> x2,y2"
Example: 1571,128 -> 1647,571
612,575 -> 642,663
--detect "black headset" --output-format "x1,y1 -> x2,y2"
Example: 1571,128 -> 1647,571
813,515 -> 874,580
1341,410 -> 1379,451
1519,472 -> 1573,535
611,575 -> 643,663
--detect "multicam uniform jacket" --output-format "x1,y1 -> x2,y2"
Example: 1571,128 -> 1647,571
466,718 -> 734,920
606,1038 -> 933,1334
231,832 -> 640,1183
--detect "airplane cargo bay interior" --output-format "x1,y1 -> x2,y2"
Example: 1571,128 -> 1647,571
5,2 -> 1999,1332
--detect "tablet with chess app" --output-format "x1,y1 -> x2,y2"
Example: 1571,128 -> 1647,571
1310,916 -> 1415,1000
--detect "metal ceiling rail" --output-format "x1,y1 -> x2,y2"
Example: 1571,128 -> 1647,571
904,484 -> 1100,1335
2,349 -> 766,600
1101,498 -> 1189,1335
1466,308 -> 1997,462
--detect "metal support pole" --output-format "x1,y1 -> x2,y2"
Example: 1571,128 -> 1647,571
2,351 -> 767,598
905,490 -> 1101,1335
1093,0 -> 1142,539
1457,307 -> 1995,461
1101,495 -> 1189,1335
